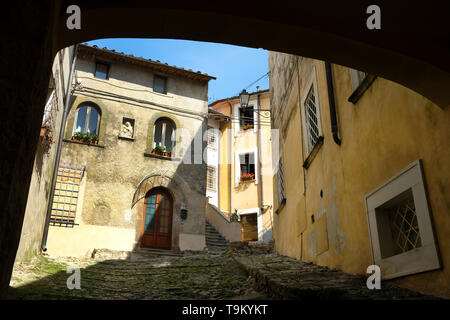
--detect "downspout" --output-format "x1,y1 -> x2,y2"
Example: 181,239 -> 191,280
257,92 -> 264,240
226,99 -> 233,219
324,61 -> 341,146
41,44 -> 79,251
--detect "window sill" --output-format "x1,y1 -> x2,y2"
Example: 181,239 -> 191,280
118,136 -> 135,141
144,152 -> 180,161
63,139 -> 105,148
275,198 -> 286,215
348,74 -> 377,104
302,136 -> 324,169
239,179 -> 256,185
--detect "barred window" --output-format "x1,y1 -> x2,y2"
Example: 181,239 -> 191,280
206,166 -> 216,190
277,157 -> 286,204
365,159 -> 440,279
207,126 -> 217,148
304,86 -> 321,153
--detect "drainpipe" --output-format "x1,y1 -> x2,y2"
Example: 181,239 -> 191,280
41,44 -> 79,252
324,61 -> 341,146
256,92 -> 264,240
226,99 -> 233,219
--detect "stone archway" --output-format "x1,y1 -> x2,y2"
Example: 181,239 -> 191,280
2,0 -> 450,297
131,168 -> 190,252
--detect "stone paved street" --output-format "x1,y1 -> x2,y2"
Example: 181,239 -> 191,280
7,250 -> 268,300
7,244 -> 441,300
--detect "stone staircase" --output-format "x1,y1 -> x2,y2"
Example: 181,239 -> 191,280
205,221 -> 230,251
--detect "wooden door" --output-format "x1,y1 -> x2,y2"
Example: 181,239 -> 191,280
141,188 -> 173,250
241,214 -> 258,242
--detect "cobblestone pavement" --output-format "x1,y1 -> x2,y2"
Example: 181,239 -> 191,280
7,250 -> 268,300
7,245 -> 441,300
230,245 -> 440,300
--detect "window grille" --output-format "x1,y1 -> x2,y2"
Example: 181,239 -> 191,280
42,88 -> 58,128
277,157 -> 286,204
388,196 -> 422,254
207,166 -> 216,190
50,166 -> 85,227
207,127 -> 217,148
304,87 -> 320,152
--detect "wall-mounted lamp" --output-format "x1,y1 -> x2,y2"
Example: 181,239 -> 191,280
239,89 -> 250,109
180,203 -> 188,220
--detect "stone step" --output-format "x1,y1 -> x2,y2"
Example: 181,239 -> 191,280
206,240 -> 228,245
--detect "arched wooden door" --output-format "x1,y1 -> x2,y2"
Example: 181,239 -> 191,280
141,188 -> 173,250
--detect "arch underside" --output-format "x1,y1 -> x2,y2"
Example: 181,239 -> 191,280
54,1 -> 450,108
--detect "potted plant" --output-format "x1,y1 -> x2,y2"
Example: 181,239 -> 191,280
164,147 -> 173,157
86,133 -> 99,144
240,123 -> 254,131
240,173 -> 255,182
72,131 -> 84,143
151,145 -> 165,156
41,123 -> 52,137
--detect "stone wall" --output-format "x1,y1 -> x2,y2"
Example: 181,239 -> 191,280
46,50 -> 210,255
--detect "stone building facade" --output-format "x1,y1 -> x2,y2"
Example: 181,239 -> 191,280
45,44 -> 215,257
269,52 -> 450,298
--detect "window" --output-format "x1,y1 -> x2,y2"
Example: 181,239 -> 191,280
235,149 -> 258,186
73,104 -> 101,135
206,166 -> 216,190
350,69 -> 367,91
95,62 -> 109,79
348,68 -> 377,104
240,153 -> 255,181
365,159 -> 440,279
154,75 -> 167,94
239,106 -> 254,130
304,86 -> 321,153
206,126 -> 217,148
277,157 -> 286,205
153,118 -> 175,151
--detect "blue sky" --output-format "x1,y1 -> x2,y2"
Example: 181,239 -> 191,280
86,38 -> 269,103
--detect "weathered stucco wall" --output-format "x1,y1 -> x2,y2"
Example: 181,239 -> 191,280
269,52 -> 450,298
15,47 -> 74,262
47,50 -> 210,255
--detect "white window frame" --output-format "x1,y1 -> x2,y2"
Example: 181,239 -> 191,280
237,208 -> 263,242
206,126 -> 217,149
300,66 -> 323,156
206,165 -> 217,191
365,159 -> 440,280
235,148 -> 259,187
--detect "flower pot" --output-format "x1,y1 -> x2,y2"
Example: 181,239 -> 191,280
40,127 -> 47,137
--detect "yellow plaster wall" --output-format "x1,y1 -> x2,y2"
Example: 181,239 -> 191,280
269,53 -> 450,298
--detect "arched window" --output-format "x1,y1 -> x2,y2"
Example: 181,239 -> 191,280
153,118 -> 176,151
73,103 -> 101,135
